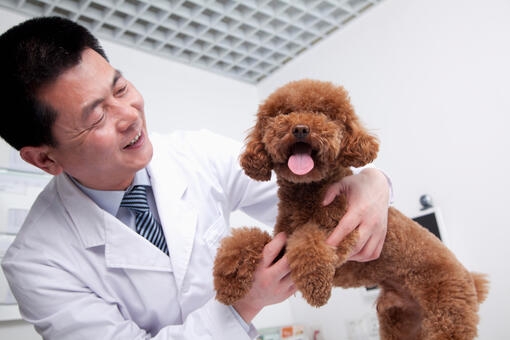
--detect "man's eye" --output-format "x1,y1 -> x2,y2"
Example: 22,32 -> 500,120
91,113 -> 105,127
116,84 -> 128,96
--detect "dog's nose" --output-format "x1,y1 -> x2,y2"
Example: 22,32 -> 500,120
292,125 -> 310,139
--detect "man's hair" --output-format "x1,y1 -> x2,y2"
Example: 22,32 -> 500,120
0,16 -> 108,150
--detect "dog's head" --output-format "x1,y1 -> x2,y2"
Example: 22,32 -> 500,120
240,79 -> 379,183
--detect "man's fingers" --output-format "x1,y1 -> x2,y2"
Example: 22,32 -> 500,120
346,217 -> 387,261
348,235 -> 381,262
326,211 -> 359,247
261,232 -> 287,267
322,182 -> 343,206
281,274 -> 297,294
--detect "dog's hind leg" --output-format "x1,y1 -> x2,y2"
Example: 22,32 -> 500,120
286,223 -> 337,307
376,284 -> 424,340
400,269 -> 482,340
418,283 -> 481,339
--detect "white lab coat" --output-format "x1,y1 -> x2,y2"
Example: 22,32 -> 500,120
2,130 -> 279,340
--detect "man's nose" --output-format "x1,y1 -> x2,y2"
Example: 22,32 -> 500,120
115,103 -> 139,130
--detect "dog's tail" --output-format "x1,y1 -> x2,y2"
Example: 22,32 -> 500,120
471,272 -> 489,304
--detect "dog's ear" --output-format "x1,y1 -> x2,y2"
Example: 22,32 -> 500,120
339,118 -> 379,168
240,124 -> 273,181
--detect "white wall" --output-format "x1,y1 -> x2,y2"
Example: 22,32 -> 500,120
103,41 -> 258,143
257,0 -> 510,338
2,0 -> 510,338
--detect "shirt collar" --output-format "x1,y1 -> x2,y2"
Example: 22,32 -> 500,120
70,169 -> 151,216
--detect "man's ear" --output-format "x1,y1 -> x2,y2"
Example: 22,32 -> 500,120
19,146 -> 63,176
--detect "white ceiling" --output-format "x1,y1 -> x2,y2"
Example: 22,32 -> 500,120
0,0 -> 385,83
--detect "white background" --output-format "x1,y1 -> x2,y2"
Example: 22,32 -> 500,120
1,0 -> 509,338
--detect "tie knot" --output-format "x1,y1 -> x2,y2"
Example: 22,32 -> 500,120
120,185 -> 149,212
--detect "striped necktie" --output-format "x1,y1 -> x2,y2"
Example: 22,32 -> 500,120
120,185 -> 168,255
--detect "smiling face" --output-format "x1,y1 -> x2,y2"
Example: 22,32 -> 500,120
34,48 -> 152,190
241,79 -> 379,184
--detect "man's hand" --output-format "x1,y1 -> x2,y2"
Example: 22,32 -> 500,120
323,168 -> 390,262
232,232 -> 296,323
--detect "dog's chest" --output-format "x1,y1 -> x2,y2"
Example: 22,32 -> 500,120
276,183 -> 348,234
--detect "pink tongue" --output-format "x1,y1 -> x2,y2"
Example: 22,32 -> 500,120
288,144 -> 314,175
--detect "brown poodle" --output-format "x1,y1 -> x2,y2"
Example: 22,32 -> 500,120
213,79 -> 489,339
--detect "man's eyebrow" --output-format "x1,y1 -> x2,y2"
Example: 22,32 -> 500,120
81,69 -> 124,120
113,69 -> 123,87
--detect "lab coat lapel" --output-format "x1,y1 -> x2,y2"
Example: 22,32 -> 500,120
55,174 -> 172,271
103,214 -> 172,271
148,138 -> 198,290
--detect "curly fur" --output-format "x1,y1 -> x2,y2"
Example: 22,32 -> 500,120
213,227 -> 272,305
213,79 -> 489,339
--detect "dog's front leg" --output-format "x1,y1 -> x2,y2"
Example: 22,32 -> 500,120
286,223 -> 337,307
213,227 -> 272,305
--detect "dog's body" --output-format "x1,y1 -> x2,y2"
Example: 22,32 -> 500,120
213,79 -> 488,339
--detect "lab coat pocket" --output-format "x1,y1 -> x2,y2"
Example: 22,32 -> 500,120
203,215 -> 229,259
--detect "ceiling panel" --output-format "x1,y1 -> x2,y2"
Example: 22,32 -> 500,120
0,0 -> 384,83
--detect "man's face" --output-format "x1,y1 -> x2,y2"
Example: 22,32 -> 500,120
37,48 -> 153,190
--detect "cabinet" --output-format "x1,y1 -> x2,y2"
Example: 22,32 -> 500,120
0,168 -> 51,321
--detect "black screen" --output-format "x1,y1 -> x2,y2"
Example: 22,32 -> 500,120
413,212 -> 442,241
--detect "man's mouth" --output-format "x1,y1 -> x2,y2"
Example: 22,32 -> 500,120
124,131 -> 142,149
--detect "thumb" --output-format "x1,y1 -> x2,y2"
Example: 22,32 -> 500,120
322,181 -> 345,206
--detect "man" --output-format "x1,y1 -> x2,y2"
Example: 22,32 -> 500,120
0,17 -> 390,339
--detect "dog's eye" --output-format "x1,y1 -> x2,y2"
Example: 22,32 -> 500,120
278,110 -> 293,116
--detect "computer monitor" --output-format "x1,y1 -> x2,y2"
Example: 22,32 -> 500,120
412,207 -> 447,244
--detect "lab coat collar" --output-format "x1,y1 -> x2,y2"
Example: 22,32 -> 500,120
55,174 -> 172,271
55,174 -> 105,248
70,169 -> 151,217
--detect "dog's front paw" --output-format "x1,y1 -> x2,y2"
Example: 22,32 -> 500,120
213,227 -> 271,305
286,224 -> 337,307
295,261 -> 336,307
